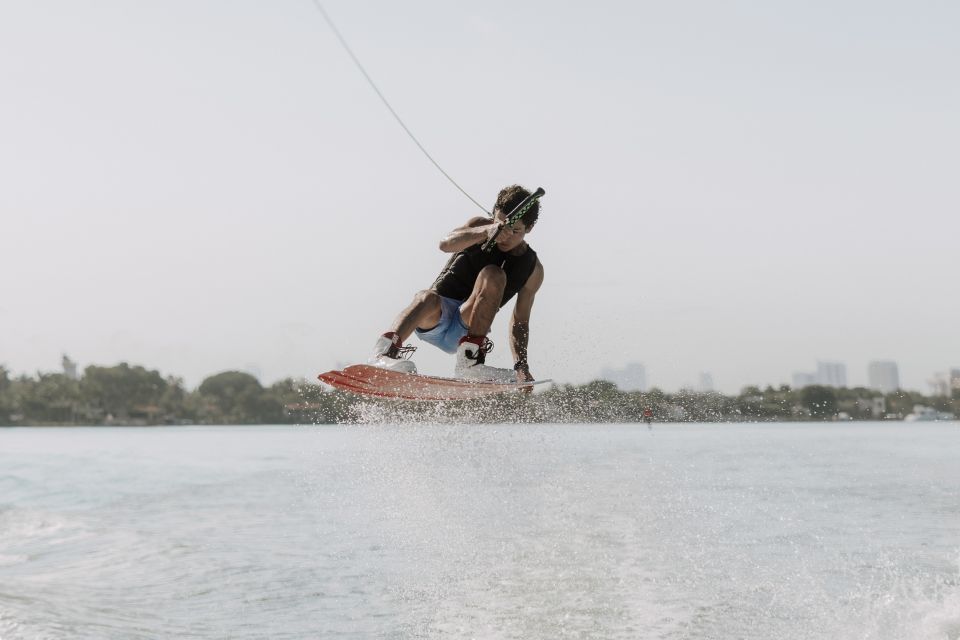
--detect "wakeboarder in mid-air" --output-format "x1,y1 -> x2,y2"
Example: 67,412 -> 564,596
368,184 -> 544,385
310,8 -> 547,398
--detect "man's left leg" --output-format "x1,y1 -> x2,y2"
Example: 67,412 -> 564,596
455,265 -> 516,382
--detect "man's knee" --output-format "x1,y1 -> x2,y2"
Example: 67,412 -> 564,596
478,265 -> 507,289
414,289 -> 441,308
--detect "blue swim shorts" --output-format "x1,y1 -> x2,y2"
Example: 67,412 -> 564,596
415,295 -> 468,354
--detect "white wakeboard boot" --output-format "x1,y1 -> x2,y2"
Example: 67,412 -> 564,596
367,332 -> 417,374
454,335 -> 516,383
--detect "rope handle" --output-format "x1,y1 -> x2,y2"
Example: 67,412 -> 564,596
482,187 -> 545,252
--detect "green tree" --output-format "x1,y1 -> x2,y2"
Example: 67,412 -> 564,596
547,379 -> 628,423
801,385 -> 838,419
158,376 -> 191,422
885,390 -> 928,418
735,386 -> 765,419
80,363 -> 168,420
15,373 -> 81,423
197,371 -> 279,424
264,378 -> 341,424
640,388 -> 670,421
0,365 -> 11,424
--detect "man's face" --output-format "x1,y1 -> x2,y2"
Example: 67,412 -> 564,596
493,211 -> 530,251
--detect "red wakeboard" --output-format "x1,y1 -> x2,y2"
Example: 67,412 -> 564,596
318,364 -> 548,401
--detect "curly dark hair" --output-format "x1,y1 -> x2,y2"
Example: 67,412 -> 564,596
493,185 -> 540,229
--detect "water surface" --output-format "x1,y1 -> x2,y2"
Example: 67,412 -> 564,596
1,423 -> 958,639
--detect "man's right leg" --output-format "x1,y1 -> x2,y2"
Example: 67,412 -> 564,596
369,290 -> 443,373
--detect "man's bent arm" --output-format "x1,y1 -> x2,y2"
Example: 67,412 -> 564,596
439,217 -> 498,253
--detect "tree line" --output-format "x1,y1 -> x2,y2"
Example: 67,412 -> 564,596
0,363 -> 956,426
0,363 -> 336,426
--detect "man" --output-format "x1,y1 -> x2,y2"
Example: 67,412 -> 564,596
368,184 -> 544,384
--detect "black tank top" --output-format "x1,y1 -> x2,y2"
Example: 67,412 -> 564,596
431,243 -> 538,307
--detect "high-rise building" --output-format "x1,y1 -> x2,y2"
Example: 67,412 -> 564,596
792,372 -> 817,389
867,361 -> 900,394
928,372 -> 950,397
600,362 -> 647,392
816,361 -> 847,388
61,354 -> 78,381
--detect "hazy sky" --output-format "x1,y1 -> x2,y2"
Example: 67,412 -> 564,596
2,0 -> 958,393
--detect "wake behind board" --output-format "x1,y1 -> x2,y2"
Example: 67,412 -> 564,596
318,364 -> 549,401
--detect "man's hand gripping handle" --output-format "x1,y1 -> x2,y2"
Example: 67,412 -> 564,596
481,187 -> 545,252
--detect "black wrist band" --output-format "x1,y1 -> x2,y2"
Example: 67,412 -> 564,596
513,361 -> 529,371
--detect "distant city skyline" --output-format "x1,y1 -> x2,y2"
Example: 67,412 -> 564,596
792,361 -> 847,390
927,369 -> 960,398
868,361 -> 900,394
600,362 -> 647,392
605,359 -> 960,395
9,352 -> 958,396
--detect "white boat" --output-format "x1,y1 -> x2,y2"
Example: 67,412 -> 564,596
904,405 -> 956,422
